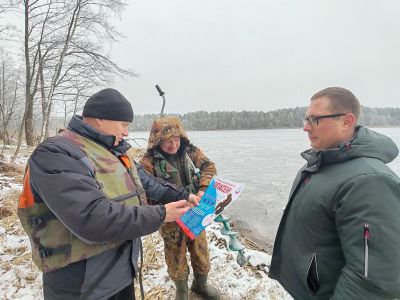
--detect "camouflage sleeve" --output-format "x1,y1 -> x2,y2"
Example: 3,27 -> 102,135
192,146 -> 217,191
135,162 -> 190,203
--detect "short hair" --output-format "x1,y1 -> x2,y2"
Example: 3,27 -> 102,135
311,87 -> 361,119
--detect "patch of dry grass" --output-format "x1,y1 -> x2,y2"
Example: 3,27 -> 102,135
243,284 -> 265,300
0,188 -> 33,272
0,206 -> 13,219
0,189 -> 22,229
0,162 -> 25,181
10,251 -> 31,266
0,163 -> 21,174
210,232 -> 228,249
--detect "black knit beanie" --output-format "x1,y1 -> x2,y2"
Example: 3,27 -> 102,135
82,88 -> 134,122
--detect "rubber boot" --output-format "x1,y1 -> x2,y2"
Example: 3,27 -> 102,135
174,280 -> 189,300
191,273 -> 220,300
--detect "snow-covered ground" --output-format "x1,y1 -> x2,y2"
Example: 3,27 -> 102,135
0,147 -> 291,300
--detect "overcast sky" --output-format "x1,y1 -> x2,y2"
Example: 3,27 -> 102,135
111,0 -> 400,115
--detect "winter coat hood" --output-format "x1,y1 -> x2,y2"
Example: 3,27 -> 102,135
146,117 -> 190,151
301,126 -> 398,170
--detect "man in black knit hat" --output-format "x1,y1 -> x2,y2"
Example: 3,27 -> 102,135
18,88 -> 201,300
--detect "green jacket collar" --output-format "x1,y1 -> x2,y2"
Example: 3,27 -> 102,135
301,126 -> 398,171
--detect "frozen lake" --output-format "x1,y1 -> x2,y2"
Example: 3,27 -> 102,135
129,127 -> 400,248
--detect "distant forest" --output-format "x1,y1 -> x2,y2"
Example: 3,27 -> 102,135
133,106 -> 400,131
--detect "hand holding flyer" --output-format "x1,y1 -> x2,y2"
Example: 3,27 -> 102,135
176,176 -> 244,240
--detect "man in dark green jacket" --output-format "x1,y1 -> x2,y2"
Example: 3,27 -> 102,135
269,87 -> 400,300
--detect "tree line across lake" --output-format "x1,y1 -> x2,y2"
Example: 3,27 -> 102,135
132,106 -> 400,131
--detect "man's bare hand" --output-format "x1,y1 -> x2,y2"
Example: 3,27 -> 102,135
164,200 -> 190,222
187,193 -> 201,207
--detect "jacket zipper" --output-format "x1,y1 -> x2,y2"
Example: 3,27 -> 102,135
364,224 -> 370,277
109,191 -> 141,203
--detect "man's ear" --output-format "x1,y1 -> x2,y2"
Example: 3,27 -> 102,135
343,113 -> 356,131
94,118 -> 103,129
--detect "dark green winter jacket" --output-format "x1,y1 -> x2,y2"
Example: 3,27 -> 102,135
269,126 -> 400,300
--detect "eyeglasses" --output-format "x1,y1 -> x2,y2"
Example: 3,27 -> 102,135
303,113 -> 346,126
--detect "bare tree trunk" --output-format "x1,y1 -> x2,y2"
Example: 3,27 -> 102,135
44,100 -> 52,138
11,104 -> 27,163
38,48 -> 47,141
24,94 -> 34,145
0,45 -> 19,146
3,130 -> 10,145
0,53 -> 5,145
24,0 -> 35,146
64,99 -> 69,127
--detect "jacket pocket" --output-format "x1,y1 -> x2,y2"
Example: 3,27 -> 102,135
307,253 -> 321,295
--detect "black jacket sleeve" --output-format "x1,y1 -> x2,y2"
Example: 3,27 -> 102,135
29,137 -> 166,244
135,162 -> 190,203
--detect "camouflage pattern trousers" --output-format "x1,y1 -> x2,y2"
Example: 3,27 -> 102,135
160,222 -> 211,281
